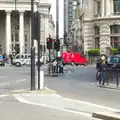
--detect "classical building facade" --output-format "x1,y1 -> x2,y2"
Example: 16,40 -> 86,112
68,0 -> 120,54
0,0 -> 55,55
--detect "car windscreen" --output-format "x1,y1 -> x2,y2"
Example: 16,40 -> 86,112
108,56 -> 120,64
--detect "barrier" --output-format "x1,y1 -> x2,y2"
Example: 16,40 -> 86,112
104,67 -> 120,87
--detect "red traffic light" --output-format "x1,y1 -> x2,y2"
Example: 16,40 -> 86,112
54,39 -> 56,42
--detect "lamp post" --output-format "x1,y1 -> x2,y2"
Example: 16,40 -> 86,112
31,0 -> 35,90
14,0 -> 17,54
56,0 -> 59,56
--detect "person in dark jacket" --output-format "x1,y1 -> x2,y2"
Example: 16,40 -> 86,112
98,60 -> 106,85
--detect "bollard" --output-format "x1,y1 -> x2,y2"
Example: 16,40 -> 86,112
36,70 -> 44,90
35,71 -> 38,90
40,70 -> 44,90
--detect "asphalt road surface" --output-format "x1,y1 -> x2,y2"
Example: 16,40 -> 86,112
0,64 -> 120,119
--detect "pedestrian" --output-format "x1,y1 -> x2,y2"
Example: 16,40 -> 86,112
98,60 -> 106,85
96,60 -> 100,81
58,57 -> 64,74
48,62 -> 53,74
9,54 -> 13,64
52,59 -> 57,74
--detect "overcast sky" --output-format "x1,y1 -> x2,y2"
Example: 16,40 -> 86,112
49,0 -> 64,38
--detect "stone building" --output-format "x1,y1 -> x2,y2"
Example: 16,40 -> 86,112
68,0 -> 120,54
0,0 -> 55,55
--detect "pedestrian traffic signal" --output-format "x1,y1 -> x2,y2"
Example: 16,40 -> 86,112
46,37 -> 52,49
54,39 -> 60,51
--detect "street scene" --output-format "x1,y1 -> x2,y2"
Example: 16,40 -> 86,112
0,0 -> 120,120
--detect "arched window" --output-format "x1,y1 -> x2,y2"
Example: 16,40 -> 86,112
113,0 -> 120,13
110,25 -> 120,48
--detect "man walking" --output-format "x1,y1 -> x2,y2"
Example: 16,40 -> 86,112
98,59 -> 106,85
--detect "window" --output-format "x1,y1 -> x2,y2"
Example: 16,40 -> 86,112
25,49 -> 27,53
113,0 -> 120,13
25,43 -> 27,48
21,55 -> 24,58
95,26 -> 100,35
15,33 -> 19,42
95,38 -> 100,48
95,26 -> 100,48
97,2 -> 101,15
25,35 -> 27,42
111,25 -> 120,33
16,55 -> 20,59
110,25 -> 120,48
109,56 -> 120,64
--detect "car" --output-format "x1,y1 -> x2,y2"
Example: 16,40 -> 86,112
12,54 -> 48,67
61,52 -> 88,66
12,54 -> 31,67
0,54 -> 5,66
107,55 -> 120,68
70,52 -> 88,66
61,52 -> 72,65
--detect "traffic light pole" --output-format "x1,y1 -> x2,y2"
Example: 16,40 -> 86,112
37,12 -> 40,90
31,0 -> 35,90
56,0 -> 59,57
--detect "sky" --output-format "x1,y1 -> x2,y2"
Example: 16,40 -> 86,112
49,0 -> 64,38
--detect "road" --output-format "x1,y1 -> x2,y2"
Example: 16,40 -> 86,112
0,64 -> 120,119
45,65 -> 120,110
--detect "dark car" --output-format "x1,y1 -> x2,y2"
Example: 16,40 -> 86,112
107,55 -> 120,68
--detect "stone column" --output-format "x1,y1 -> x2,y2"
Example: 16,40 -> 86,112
106,0 -> 110,16
111,0 -> 114,14
19,11 -> 24,54
101,0 -> 104,17
6,11 -> 11,55
100,24 -> 110,55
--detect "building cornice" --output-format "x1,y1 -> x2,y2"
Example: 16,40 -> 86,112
0,0 -> 31,3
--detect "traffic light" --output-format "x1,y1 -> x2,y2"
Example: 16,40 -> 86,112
46,37 -> 52,49
54,39 -> 60,51
34,12 -> 40,40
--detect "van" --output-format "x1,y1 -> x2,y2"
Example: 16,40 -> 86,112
61,52 -> 88,66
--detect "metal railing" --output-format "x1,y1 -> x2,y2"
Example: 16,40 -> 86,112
104,67 -> 120,87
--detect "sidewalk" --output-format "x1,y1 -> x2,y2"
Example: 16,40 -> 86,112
11,89 -> 120,120
100,83 -> 120,90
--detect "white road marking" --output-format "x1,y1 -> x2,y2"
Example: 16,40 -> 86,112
0,82 -> 10,86
0,94 -> 9,98
45,87 -> 52,91
64,98 -> 120,112
16,79 -> 27,83
13,94 -> 91,117
44,87 -> 120,112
